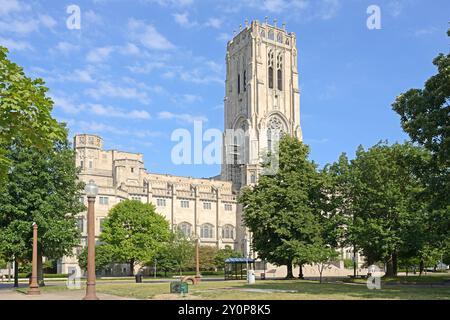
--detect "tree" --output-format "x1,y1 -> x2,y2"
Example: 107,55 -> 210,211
0,130 -> 85,285
240,136 -> 324,279
152,231 -> 195,277
77,244 -> 114,273
0,46 -> 65,182
100,200 -> 171,276
194,246 -> 219,271
309,245 -> 339,284
392,29 -> 450,269
214,246 -> 243,271
349,142 -> 431,276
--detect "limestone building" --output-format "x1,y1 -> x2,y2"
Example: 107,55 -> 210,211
58,20 -> 364,277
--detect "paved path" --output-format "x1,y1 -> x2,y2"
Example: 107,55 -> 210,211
0,289 -> 136,300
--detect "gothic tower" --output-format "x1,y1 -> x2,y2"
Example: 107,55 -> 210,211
221,19 -> 302,191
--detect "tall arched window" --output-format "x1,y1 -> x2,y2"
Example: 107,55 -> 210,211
268,50 -> 274,89
268,67 -> 274,89
243,70 -> 246,92
178,222 -> 192,238
200,223 -> 214,239
268,30 -> 274,41
222,225 -> 234,239
277,69 -> 282,91
237,74 -> 241,94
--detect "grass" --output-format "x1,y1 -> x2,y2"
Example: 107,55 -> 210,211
343,273 -> 450,285
14,276 -> 450,300
93,279 -> 450,300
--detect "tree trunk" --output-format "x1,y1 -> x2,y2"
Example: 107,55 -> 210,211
13,259 -> 19,288
298,264 -> 304,279
129,261 -> 134,276
419,260 -> 424,276
392,252 -> 398,276
286,264 -> 294,279
37,250 -> 45,286
385,255 -> 395,277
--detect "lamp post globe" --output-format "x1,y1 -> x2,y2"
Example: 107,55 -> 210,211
85,180 -> 99,198
83,180 -> 99,300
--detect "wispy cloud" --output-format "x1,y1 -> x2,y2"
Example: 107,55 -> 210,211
85,81 -> 151,105
0,37 -> 32,51
86,46 -> 114,63
84,103 -> 151,120
173,12 -> 198,28
128,18 -> 175,50
158,111 -> 208,123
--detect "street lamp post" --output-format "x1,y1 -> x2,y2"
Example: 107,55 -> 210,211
83,180 -> 99,300
195,236 -> 201,283
27,222 -> 40,295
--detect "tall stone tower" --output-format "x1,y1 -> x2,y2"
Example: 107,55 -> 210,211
221,19 -> 302,191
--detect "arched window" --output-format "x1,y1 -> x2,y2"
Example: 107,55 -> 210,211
268,30 -> 274,40
268,50 -> 274,89
178,222 -> 192,238
277,69 -> 282,91
260,30 -> 265,38
222,225 -> 234,239
268,67 -> 274,89
200,223 -> 214,239
277,32 -> 283,43
243,70 -> 246,92
237,74 -> 241,94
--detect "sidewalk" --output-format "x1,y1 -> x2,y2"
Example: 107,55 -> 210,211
0,289 -> 137,300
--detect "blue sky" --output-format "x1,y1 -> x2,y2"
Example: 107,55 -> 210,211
1,0 -> 449,178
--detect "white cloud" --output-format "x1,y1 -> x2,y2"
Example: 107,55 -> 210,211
52,41 -> 80,55
39,14 -> 57,29
0,0 -> 28,16
0,18 -> 39,35
127,61 -> 166,74
86,46 -> 114,63
319,0 -> 340,20
0,37 -> 32,51
51,95 -> 82,114
119,43 -> 140,55
85,103 -> 151,120
158,111 -> 208,123
128,19 -> 175,50
173,12 -> 198,28
84,10 -> 103,25
73,69 -> 95,83
204,17 -> 222,29
85,81 -> 151,105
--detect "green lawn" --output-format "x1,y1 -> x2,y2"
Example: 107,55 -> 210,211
21,278 -> 450,300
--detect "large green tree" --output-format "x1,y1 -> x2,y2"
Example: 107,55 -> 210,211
0,47 -> 65,182
100,200 -> 171,276
240,136 -> 327,278
392,29 -> 450,267
0,130 -> 84,285
349,142 -> 431,276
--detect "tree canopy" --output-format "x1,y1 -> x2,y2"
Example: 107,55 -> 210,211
0,46 -> 65,182
100,200 -> 171,275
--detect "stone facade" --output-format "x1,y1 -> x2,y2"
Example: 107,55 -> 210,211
58,20 -> 364,277
58,134 -> 239,275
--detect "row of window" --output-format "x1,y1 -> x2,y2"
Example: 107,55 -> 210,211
178,222 -> 235,239
76,217 -> 235,240
80,196 -> 234,211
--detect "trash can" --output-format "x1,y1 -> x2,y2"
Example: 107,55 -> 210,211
135,274 -> 143,283
260,273 -> 265,280
170,281 -> 188,294
247,270 -> 255,284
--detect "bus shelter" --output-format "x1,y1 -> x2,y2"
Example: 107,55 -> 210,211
224,258 -> 255,280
